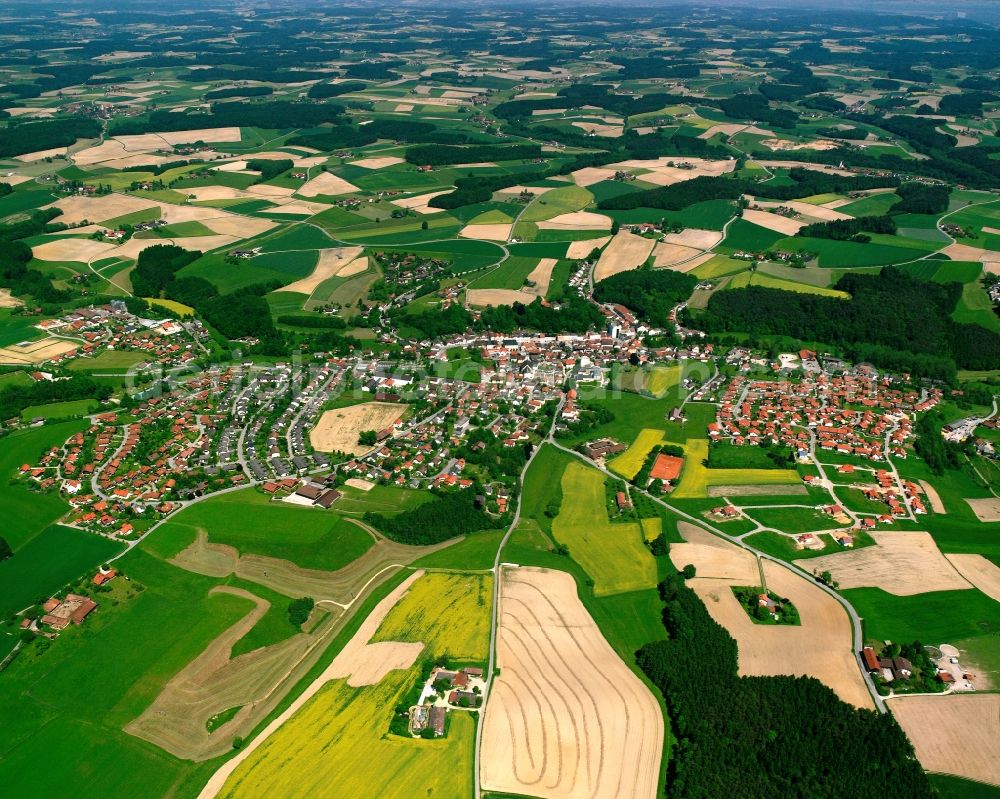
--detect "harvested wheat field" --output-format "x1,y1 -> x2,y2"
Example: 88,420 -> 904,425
566,236 -> 610,258
0,337 -> 78,365
157,127 -> 242,146
170,527 -> 441,605
126,586 -> 344,761
691,559 -> 873,708
480,567 -> 663,799
793,532 -> 971,596
664,252 -> 715,273
742,208 -> 805,236
524,258 -> 557,295
536,211 -> 612,230
298,171 -> 359,197
669,522 -> 760,583
919,480 -> 946,513
966,497 -> 1000,522
197,572 -> 424,799
459,222 -> 512,241
662,228 -> 723,249
391,190 -> 451,214
650,240 -> 699,265
350,156 -> 405,169
945,554 -> 1000,603
49,193 -> 157,225
698,124 -> 775,139
889,694 -> 1000,787
310,401 -> 405,455
280,246 -> 365,295
593,231 -> 655,282
33,236 -> 115,263
0,289 -> 23,308
467,288 -> 537,307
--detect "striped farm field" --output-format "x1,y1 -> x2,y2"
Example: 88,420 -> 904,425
609,428 -> 664,480
727,271 -> 849,298
551,461 -> 657,595
672,439 -> 801,499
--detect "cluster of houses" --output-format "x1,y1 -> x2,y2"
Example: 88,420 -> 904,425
35,302 -> 202,368
409,666 -> 486,737
712,369 -> 940,462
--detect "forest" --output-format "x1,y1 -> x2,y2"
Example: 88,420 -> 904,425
597,168 -> 898,211
799,215 -> 897,241
0,117 -> 101,158
636,561 -> 934,799
0,374 -> 112,420
593,268 -> 698,328
693,268 -> 1000,378
363,490 -> 500,544
110,101 -> 347,136
403,143 -> 540,166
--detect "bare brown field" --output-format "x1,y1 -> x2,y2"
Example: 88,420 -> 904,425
742,208 -> 805,236
0,289 -> 23,308
662,228 -> 723,249
944,554 -> 1000,603
698,124 -> 775,139
459,222 -> 512,241
652,242 -> 700,267
707,483 -> 807,497
965,497 -> 1000,522
593,231 -> 655,282
566,236 -> 610,259
280,246 -> 364,295
467,288 -> 537,307
350,156 -> 405,169
298,171 -> 360,197
919,480 -> 946,513
524,258 -> 558,296
391,190 -> 451,214
195,572 -> 423,799
691,560 -> 873,708
126,586 -> 339,760
310,401 -> 406,455
763,138 -> 839,152
157,127 -> 242,146
169,527 -> 441,606
669,522 -> 760,582
571,121 -> 624,137
889,695 -> 1000,786
536,211 -> 612,230
0,337 -> 79,365
793,532 -> 971,596
49,193 -> 157,225
480,567 -> 663,799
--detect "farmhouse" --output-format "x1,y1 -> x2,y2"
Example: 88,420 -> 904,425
40,594 -> 97,630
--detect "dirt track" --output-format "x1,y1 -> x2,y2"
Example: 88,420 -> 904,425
480,567 -> 663,799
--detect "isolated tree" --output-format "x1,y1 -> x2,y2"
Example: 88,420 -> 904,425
682,564 -> 697,580
0,536 -> 11,561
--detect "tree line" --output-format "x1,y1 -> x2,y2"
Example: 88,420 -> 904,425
692,267 -> 1000,379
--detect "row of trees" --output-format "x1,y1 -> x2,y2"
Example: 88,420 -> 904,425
799,215 -> 897,241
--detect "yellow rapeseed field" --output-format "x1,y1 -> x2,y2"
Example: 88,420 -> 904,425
552,462 -> 658,596
672,439 -> 800,498
609,428 -> 664,479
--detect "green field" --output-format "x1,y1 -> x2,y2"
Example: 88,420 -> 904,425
551,461 -> 658,595
146,489 -> 373,570
67,349 -> 149,372
20,399 -> 98,421
518,185 -> 592,223
844,586 -> 1000,644
0,525 -> 124,616
0,421 -> 87,550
